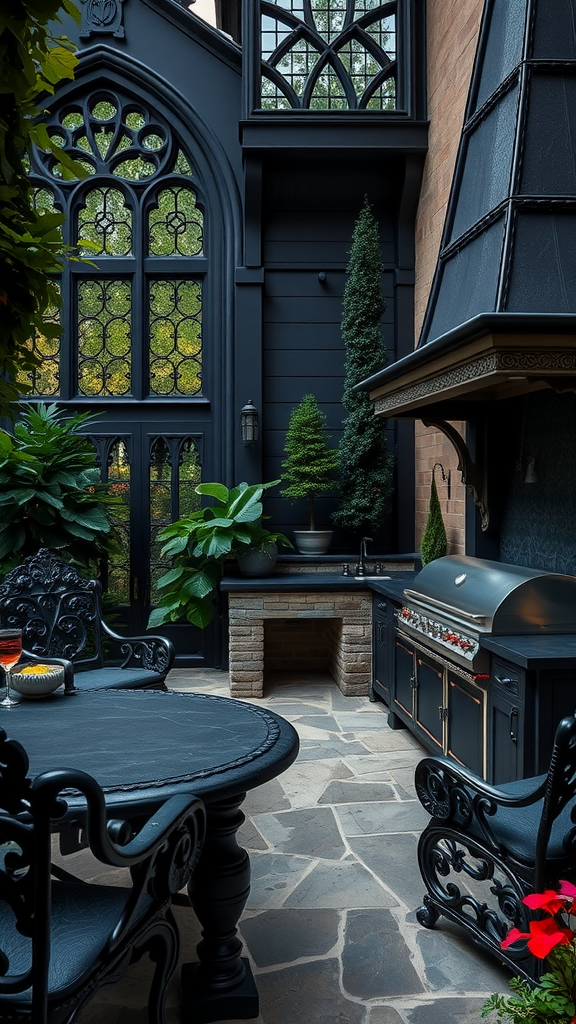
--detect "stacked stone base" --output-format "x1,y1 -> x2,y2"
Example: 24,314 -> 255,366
228,591 -> 372,698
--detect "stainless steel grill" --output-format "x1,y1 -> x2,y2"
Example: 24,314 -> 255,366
396,555 -> 576,674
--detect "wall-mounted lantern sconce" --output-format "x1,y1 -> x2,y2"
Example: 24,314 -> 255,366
241,400 -> 259,446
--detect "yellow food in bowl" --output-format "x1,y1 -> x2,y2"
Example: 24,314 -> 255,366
18,664 -> 57,675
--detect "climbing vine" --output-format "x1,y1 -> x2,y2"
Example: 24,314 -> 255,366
0,0 -> 84,415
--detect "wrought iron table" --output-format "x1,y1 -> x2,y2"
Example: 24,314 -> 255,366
3,688 -> 300,1023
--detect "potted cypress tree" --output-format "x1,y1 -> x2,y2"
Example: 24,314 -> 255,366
281,393 -> 339,554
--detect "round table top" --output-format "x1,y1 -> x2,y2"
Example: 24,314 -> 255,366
3,688 -> 299,816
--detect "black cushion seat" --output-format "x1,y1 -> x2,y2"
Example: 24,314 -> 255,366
73,667 -> 168,690
0,883 -> 147,1003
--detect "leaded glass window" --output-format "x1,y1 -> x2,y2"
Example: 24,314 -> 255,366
259,0 -> 397,110
149,436 -> 202,603
149,281 -> 202,396
92,436 -> 131,606
27,88 -> 207,400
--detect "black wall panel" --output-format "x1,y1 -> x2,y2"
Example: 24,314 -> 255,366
260,156 -> 404,552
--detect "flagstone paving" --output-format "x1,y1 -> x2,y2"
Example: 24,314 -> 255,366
74,668 -> 512,1023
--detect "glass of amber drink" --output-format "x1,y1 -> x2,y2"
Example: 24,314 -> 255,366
0,629 -> 23,707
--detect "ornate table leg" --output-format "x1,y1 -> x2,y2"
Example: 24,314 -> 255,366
181,793 -> 259,1023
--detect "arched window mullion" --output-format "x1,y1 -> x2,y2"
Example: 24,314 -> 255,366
132,175 -> 145,401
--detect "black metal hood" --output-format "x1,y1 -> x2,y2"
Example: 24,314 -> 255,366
361,0 -> 576,418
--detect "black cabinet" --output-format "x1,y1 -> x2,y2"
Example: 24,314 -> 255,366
486,657 -> 576,783
370,590 -> 576,785
394,635 -> 414,721
392,632 -> 487,776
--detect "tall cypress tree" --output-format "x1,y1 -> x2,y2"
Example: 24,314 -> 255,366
332,198 -> 393,536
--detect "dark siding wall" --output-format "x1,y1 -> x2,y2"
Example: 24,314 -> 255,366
499,392 -> 576,574
260,156 -> 402,551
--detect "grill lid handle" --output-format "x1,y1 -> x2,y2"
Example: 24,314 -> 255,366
402,589 -> 487,624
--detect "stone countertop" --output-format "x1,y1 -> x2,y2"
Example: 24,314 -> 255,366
481,634 -> 576,669
220,572 -> 416,600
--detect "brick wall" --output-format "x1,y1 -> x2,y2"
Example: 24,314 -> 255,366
415,421 -> 466,554
412,0 -> 484,554
414,0 -> 484,339
228,590 -> 372,698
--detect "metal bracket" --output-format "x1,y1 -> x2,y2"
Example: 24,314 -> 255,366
422,418 -> 489,532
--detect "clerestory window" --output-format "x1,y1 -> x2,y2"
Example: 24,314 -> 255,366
25,88 -> 206,400
258,0 -> 397,110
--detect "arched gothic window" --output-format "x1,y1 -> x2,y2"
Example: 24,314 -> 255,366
25,88 -> 206,400
259,0 -> 397,110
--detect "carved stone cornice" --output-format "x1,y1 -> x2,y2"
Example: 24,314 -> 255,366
371,342 -> 576,417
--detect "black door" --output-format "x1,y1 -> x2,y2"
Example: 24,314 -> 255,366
90,416 -> 216,666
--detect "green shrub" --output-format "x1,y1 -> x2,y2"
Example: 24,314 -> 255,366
420,476 -> 448,566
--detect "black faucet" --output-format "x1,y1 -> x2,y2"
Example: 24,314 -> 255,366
356,537 -> 373,577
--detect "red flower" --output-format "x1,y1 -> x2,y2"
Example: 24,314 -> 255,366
559,881 -> 576,902
501,918 -> 574,959
523,890 -> 566,914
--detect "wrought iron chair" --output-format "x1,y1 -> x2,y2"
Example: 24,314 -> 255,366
0,727 -> 205,1024
415,715 -> 576,982
0,549 -> 174,693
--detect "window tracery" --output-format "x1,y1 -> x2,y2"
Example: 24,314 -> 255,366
26,88 -> 206,400
259,0 -> 397,110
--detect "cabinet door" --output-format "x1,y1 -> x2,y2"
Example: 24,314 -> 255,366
447,671 -> 485,778
394,637 -> 415,721
490,692 -> 522,784
373,613 -> 390,705
413,652 -> 444,752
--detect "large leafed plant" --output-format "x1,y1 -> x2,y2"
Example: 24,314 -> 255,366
0,403 -> 120,574
149,481 -> 289,629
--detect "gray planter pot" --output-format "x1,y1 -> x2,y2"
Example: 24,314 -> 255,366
237,541 -> 278,578
293,530 -> 333,555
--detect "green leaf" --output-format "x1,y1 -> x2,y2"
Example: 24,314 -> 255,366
0,524 -> 25,560
185,595 -> 216,629
156,565 -> 185,588
198,517 -> 234,530
195,482 -> 229,503
182,569 -> 217,600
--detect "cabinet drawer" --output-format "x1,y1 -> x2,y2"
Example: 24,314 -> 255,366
491,659 -> 523,698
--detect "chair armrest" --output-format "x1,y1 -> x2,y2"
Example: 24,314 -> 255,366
21,649 -> 76,695
100,621 -> 174,676
32,768 -> 205,873
415,756 -> 547,826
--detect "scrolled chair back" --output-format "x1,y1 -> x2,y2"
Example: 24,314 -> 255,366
0,549 -> 103,666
